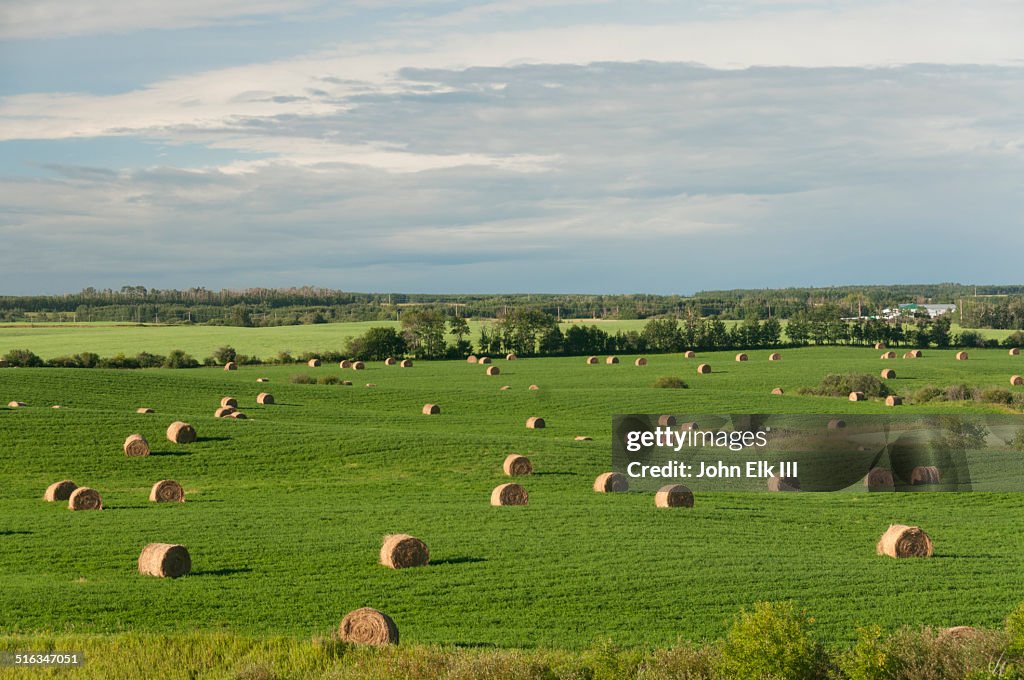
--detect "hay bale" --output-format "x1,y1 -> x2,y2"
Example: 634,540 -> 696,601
655,484 -> 694,508
7,401 -> 26,408
486,366 -> 500,376
365,383 -> 376,388
696,363 -> 711,374
256,378 -> 269,383
635,357 -> 647,366
214,407 -> 236,418
51,405 -> 63,409
422,403 -> 440,415
341,380 -> 352,386
606,356 -> 619,364
499,385 -> 511,391
166,421 -> 197,444
876,524 -> 933,558
678,422 -> 699,431
308,358 -> 321,367
44,480 -> 77,502
771,388 -> 784,395
352,361 -> 365,370
657,414 -> 677,427
864,468 -> 895,490
593,472 -> 628,493
0,358 -> 7,367
905,350 -> 923,358
828,418 -> 846,429
880,368 -> 896,379
874,342 -> 887,350
684,351 -> 696,359
849,391 -> 865,402
256,392 -> 274,405
586,356 -> 598,365
397,359 -> 411,368
503,454 -> 533,476
768,353 -> 782,361
467,355 -> 478,364
1011,375 -> 1024,386
911,466 -> 941,485
339,360 -> 352,369
735,353 -> 748,362
380,534 -> 429,569
956,351 -> 969,360
479,357 -> 491,365
228,411 -> 247,419
138,543 -> 191,578
123,434 -> 151,457
767,476 -> 801,492
224,362 -> 237,371
506,353 -> 517,361
338,608 -> 399,646
574,436 -> 592,441
150,479 -> 185,503
885,395 -> 903,406
384,357 -> 396,366
881,351 -> 897,359
220,396 -> 238,408
68,487 -> 102,511
528,384 -> 539,390
526,416 -> 545,429
136,407 -> 155,414
1011,348 -> 1021,356
491,483 -> 528,506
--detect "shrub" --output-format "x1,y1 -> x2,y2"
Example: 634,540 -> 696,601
957,331 -> 986,348
799,374 -> 890,398
276,351 -> 294,364
980,388 -> 1014,406
944,384 -> 978,402
98,354 -> 140,369
1003,331 -> 1024,348
3,348 -> 44,367
715,601 -> 830,679
163,349 -> 199,369
838,625 -> 889,680
317,375 -> 341,385
289,374 -> 313,384
653,376 -> 689,389
213,345 -> 237,364
913,385 -> 943,403
1012,430 -> 1024,453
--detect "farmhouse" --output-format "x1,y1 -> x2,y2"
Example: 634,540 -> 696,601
881,303 -> 956,320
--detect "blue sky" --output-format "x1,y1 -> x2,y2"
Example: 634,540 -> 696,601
1,1 -> 1023,295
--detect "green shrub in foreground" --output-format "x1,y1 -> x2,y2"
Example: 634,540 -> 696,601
715,601 -> 830,680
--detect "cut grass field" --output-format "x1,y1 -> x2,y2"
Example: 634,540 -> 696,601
2,347 -> 1024,654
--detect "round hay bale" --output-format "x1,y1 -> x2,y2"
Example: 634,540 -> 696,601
911,465 -> 941,485
51,405 -> 63,409
467,355 -> 478,364
574,436 -> 593,441
365,383 -> 376,388
678,422 -> 699,431
735,353 -> 748,362
422,403 -> 440,415
655,484 -> 694,508
864,467 -> 895,490
68,487 -> 102,511
400,359 -> 412,368
123,434 -> 151,457
491,483 -> 528,506
767,476 -> 801,492
874,342 -> 887,350
338,608 -> 399,646
876,524 -> 933,558
384,357 -> 396,366
904,350 -> 922,358
256,392 -> 274,405
486,366 -> 500,376
341,380 -> 352,386
849,391 -> 865,402
499,385 -> 511,391
771,387 -> 784,395
478,357 -> 491,365
228,411 -> 247,419
220,396 -> 238,408
586,356 -> 598,365
697,363 -> 711,374
684,350 -> 696,359
768,353 -> 782,361
956,351 -> 969,361
7,401 -> 26,408
380,534 -> 429,569
635,357 -> 647,366
828,418 -> 846,429
44,480 -> 77,502
885,395 -> 903,406
214,407 -> 236,418
606,356 -> 619,364
880,368 -> 896,379
166,421 -> 197,444
138,543 -> 191,578
224,362 -> 237,371
136,407 -> 155,414
149,479 -> 185,503
352,361 -> 365,370
1010,348 -> 1021,356
503,454 -> 533,476
339,360 -> 352,369
1011,375 -> 1024,386
593,472 -> 628,493
506,353 -> 517,361
526,416 -> 545,429
256,378 -> 269,383
528,384 -> 539,390
657,414 -> 677,427
881,351 -> 897,359
308,358 -> 321,367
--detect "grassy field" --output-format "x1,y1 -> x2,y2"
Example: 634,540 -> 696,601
3,347 -> 1024,656
0,320 -> 1016,361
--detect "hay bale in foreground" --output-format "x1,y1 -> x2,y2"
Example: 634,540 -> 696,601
956,351 -> 969,360
7,401 -> 26,408
338,608 -> 399,646
735,353 -> 748,362
166,421 -> 197,444
352,361 -> 365,370
657,414 -> 676,427
1011,375 -> 1024,386
399,359 -> 412,368
136,407 -> 155,414
256,378 -> 269,383
503,454 -> 533,476
771,388 -> 784,395
422,403 -> 440,415
384,357 -> 396,366
138,543 -> 191,577
528,384 -> 539,390
635,357 -> 647,366
467,355 -> 478,364
655,484 -> 694,508
224,362 -> 237,371
864,467 -> 895,490
881,351 -> 897,359
768,353 -> 782,361
606,356 -> 619,364
876,524 -> 933,558
586,356 -> 598,365
256,392 -> 274,404
149,479 -> 185,503
696,363 -> 711,374
214,407 -> 236,418
506,353 -> 517,361
526,416 -> 545,429
911,466 -> 941,485
885,395 -> 903,406
880,368 -> 896,379
478,357 -> 491,365
68,487 -> 102,511
486,366 -> 500,376
44,480 -> 77,502
123,434 -> 151,457
849,392 -> 865,402
339,360 -> 352,369
220,396 -> 237,408
1011,348 -> 1021,356
684,351 -> 696,359
491,483 -> 528,506
594,472 -> 628,493
308,358 -> 321,367
380,534 -> 429,569
767,476 -> 801,492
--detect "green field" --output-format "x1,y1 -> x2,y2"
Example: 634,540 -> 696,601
3,347 -> 1024,658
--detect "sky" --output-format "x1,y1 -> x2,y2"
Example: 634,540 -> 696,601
1,1 -> 1023,295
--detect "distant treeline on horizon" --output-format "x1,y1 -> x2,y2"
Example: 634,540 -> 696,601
2,283 -> 1024,329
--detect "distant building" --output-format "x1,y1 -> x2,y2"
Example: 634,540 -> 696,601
880,303 -> 956,320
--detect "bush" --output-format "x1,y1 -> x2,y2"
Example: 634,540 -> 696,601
1012,429 -> 1024,453
1003,331 -> 1024,348
162,349 -> 199,369
944,384 -> 978,402
135,352 -> 165,368
317,375 -> 341,385
289,374 -> 313,384
276,351 -> 294,364
913,385 -> 943,403
980,388 -> 1014,405
653,376 -> 689,389
98,354 -> 140,369
957,331 -> 986,348
213,345 -> 237,364
3,348 -> 44,367
799,374 -> 890,398
715,601 -> 830,679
